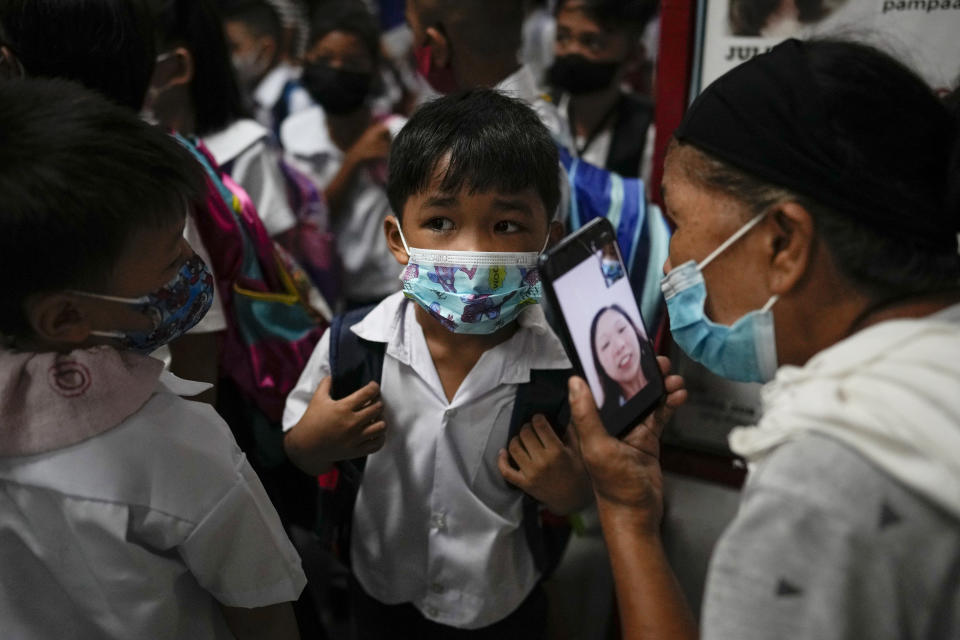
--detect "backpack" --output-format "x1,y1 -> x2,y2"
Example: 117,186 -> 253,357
316,304 -> 574,577
559,146 -> 671,338
175,134 -> 327,424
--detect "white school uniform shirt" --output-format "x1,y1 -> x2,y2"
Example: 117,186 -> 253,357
495,66 -> 574,224
0,372 -> 306,639
497,64 -> 574,153
253,63 -> 313,133
203,118 -> 298,237
281,107 -> 406,304
283,292 -> 571,628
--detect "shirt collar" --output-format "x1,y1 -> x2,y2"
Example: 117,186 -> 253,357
254,63 -> 299,110
281,105 -> 334,159
351,292 -> 571,382
495,64 -> 540,104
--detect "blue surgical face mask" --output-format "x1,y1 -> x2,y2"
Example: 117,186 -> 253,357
74,254 -> 215,354
660,213 -> 779,383
396,227 -> 548,335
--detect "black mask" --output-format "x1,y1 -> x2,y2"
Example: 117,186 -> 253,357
548,54 -> 621,95
301,63 -> 374,115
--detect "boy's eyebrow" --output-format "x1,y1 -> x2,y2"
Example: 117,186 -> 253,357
422,195 -> 459,209
491,198 -> 534,216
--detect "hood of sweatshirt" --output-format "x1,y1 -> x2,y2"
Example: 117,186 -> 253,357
730,303 -> 960,519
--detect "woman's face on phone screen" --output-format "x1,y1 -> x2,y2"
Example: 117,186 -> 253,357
593,309 -> 642,387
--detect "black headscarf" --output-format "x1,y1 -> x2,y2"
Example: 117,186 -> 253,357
675,39 -> 957,250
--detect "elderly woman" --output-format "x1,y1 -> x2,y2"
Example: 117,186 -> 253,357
570,38 -> 960,639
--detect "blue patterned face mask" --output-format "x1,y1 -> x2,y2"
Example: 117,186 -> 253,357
74,255 -> 215,354
660,213 -> 779,383
397,228 -> 547,334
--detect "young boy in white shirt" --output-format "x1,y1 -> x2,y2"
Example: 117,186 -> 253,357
0,78 -> 305,640
283,89 -> 593,638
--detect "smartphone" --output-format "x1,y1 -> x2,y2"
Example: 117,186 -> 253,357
539,217 -> 665,438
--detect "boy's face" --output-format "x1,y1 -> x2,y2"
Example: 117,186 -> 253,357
25,214 -> 194,347
384,161 -> 557,264
224,20 -> 276,86
555,5 -> 632,64
304,31 -> 375,73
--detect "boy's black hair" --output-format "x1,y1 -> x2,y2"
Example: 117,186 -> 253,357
0,0 -> 156,110
306,0 -> 380,63
0,78 -> 206,337
555,0 -> 658,35
217,0 -> 283,45
387,89 -> 561,220
152,0 -> 250,136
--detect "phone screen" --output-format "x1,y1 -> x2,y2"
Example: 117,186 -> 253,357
541,218 -> 663,435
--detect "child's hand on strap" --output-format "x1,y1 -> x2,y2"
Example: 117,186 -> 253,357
283,376 -> 386,475
497,415 -> 593,515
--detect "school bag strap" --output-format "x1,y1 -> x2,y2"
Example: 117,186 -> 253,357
317,303 -> 574,576
509,367 -> 575,578
315,304 -> 381,559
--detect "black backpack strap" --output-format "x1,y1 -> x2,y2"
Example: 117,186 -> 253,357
316,305 -> 385,561
509,368 -> 575,578
606,93 -> 654,179
270,79 -> 299,141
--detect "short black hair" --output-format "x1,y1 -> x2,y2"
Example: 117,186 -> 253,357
0,78 -> 206,337
555,0 -> 658,34
387,89 -> 561,220
218,0 -> 283,44
152,0 -> 250,136
306,0 -> 380,63
0,0 -> 156,111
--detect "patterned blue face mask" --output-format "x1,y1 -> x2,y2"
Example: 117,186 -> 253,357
660,213 -> 779,383
74,254 -> 215,354
397,228 -> 547,334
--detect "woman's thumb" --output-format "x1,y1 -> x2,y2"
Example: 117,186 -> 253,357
568,377 -> 604,442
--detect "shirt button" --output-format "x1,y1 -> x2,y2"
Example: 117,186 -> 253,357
430,512 -> 447,531
424,605 -> 439,618
445,407 -> 456,418
430,583 -> 445,594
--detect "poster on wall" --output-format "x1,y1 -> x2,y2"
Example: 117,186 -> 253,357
696,0 -> 960,95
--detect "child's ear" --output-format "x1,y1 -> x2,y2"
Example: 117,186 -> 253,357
384,215 -> 411,266
424,25 -> 451,68
25,293 -> 93,345
152,46 -> 195,93
547,220 -> 565,249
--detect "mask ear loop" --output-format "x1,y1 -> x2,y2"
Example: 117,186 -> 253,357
698,212 -> 768,272
396,222 -> 412,258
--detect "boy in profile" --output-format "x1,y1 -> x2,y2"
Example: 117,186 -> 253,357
283,89 -> 592,637
0,78 -> 303,640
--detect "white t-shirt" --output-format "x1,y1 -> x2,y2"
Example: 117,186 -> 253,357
0,372 -> 306,639
283,293 -> 571,629
281,107 -> 405,304
203,118 -> 298,237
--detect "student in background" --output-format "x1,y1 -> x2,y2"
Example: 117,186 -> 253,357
405,0 -> 572,150
548,0 -> 658,182
282,1 -> 404,309
0,77 -> 304,640
147,0 -> 299,240
219,0 -> 312,137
